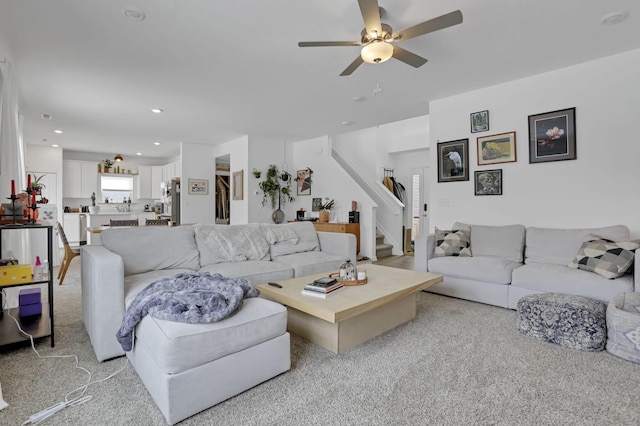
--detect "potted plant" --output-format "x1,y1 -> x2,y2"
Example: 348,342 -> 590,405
103,159 -> 114,173
252,168 -> 261,178
30,173 -> 47,194
258,164 -> 294,223
89,192 -> 100,214
318,198 -> 334,222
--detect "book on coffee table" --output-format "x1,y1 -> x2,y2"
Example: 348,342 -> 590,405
301,286 -> 343,298
304,281 -> 343,293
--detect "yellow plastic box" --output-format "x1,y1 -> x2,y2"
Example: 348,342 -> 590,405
0,264 -> 32,286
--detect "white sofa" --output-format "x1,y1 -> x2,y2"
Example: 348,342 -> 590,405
415,223 -> 639,309
81,221 -> 355,424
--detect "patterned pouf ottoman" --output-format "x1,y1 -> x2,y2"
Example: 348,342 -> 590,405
517,293 -> 607,351
606,292 -> 640,363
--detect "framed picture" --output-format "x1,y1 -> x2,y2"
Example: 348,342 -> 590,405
296,169 -> 311,196
312,197 -> 322,212
232,170 -> 243,200
437,139 -> 470,183
474,169 -> 502,196
470,110 -> 489,133
528,107 -> 576,163
476,131 -> 517,165
188,178 -> 209,195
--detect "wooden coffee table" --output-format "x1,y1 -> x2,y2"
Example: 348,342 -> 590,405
256,264 -> 442,353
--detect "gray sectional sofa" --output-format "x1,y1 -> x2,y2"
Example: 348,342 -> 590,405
81,221 -> 355,424
415,223 -> 639,309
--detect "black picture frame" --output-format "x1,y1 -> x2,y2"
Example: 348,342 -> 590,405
311,197 -> 322,212
437,139 -> 470,183
528,107 -> 576,163
470,110 -> 489,133
474,169 -> 502,196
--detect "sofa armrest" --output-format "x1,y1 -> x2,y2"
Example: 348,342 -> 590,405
317,231 -> 356,263
414,234 -> 435,272
81,245 -> 126,361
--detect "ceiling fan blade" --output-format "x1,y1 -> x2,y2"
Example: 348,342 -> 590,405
298,41 -> 362,47
392,46 -> 428,68
358,0 -> 382,36
392,10 -> 463,42
340,56 -> 364,76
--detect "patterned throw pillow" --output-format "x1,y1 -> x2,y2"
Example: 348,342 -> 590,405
568,234 -> 639,279
434,228 -> 472,257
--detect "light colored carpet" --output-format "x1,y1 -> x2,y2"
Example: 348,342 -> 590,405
1,261 -> 639,425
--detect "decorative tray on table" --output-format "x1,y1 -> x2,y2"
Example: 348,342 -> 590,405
328,272 -> 368,286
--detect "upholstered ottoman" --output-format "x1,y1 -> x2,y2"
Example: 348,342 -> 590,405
606,292 -> 640,363
517,293 -> 607,351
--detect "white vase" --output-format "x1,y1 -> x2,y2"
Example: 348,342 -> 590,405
89,205 -> 100,214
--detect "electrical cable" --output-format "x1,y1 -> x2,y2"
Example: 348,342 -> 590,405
1,288 -> 129,424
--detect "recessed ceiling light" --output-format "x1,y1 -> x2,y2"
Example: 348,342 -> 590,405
122,7 -> 146,21
352,96 -> 367,103
41,113 -> 52,120
341,121 -> 354,126
151,108 -> 163,114
53,129 -> 63,134
51,144 -> 59,148
136,152 -> 142,156
600,11 -> 629,25
153,142 -> 161,146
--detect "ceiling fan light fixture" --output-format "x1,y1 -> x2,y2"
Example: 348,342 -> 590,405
361,40 -> 393,64
114,154 -> 124,162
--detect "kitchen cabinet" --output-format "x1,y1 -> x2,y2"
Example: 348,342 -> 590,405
138,165 -> 163,199
0,224 -> 55,348
63,213 -> 81,245
312,222 -> 360,254
63,160 -> 98,198
163,161 -> 180,182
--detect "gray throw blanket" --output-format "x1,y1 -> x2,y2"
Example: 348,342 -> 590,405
116,271 -> 259,351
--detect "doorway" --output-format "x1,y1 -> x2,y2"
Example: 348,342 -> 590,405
215,155 -> 230,224
410,167 -> 429,239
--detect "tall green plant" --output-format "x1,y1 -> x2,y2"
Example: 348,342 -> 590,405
258,164 -> 294,208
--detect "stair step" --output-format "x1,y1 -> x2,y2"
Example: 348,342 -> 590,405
376,234 -> 385,244
376,243 -> 393,259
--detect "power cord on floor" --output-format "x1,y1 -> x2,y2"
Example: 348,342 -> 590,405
1,288 -> 129,424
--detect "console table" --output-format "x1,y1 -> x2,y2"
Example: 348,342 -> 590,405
312,222 -> 360,254
0,224 -> 54,348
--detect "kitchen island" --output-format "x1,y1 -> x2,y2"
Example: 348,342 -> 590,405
85,211 -> 157,244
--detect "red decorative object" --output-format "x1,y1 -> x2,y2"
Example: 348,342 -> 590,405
11,179 -> 15,195
31,189 -> 36,205
27,174 -> 31,189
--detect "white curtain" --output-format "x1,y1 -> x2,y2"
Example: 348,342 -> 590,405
1,59 -> 33,308
0,59 -> 26,191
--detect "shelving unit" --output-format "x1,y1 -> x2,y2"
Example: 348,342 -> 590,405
0,223 -> 54,348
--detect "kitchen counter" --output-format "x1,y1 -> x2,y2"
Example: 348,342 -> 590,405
85,212 -> 157,244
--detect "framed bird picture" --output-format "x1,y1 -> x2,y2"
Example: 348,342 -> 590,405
437,139 -> 469,183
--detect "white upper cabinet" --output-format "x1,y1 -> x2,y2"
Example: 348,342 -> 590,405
63,160 -> 98,198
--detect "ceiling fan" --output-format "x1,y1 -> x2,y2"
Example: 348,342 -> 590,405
298,0 -> 463,76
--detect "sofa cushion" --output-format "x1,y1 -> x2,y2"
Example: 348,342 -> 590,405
269,222 -> 320,258
428,256 -> 521,285
511,263 -> 634,303
194,223 -> 270,266
101,225 -> 200,276
453,222 -> 525,262
198,260 -> 293,286
134,297 -> 287,374
568,234 -> 639,279
524,225 -> 630,266
434,228 -> 471,257
272,251 -> 345,277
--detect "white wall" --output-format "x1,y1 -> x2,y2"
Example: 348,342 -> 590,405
429,48 -> 640,238
180,142 -> 216,224
25,145 -> 64,209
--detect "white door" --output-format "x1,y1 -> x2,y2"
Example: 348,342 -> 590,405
410,167 -> 430,238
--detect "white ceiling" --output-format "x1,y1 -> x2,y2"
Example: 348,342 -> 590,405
1,0 -> 639,161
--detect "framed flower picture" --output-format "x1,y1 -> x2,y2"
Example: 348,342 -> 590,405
528,107 -> 576,163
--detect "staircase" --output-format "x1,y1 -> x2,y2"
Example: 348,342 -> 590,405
376,232 -> 393,259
